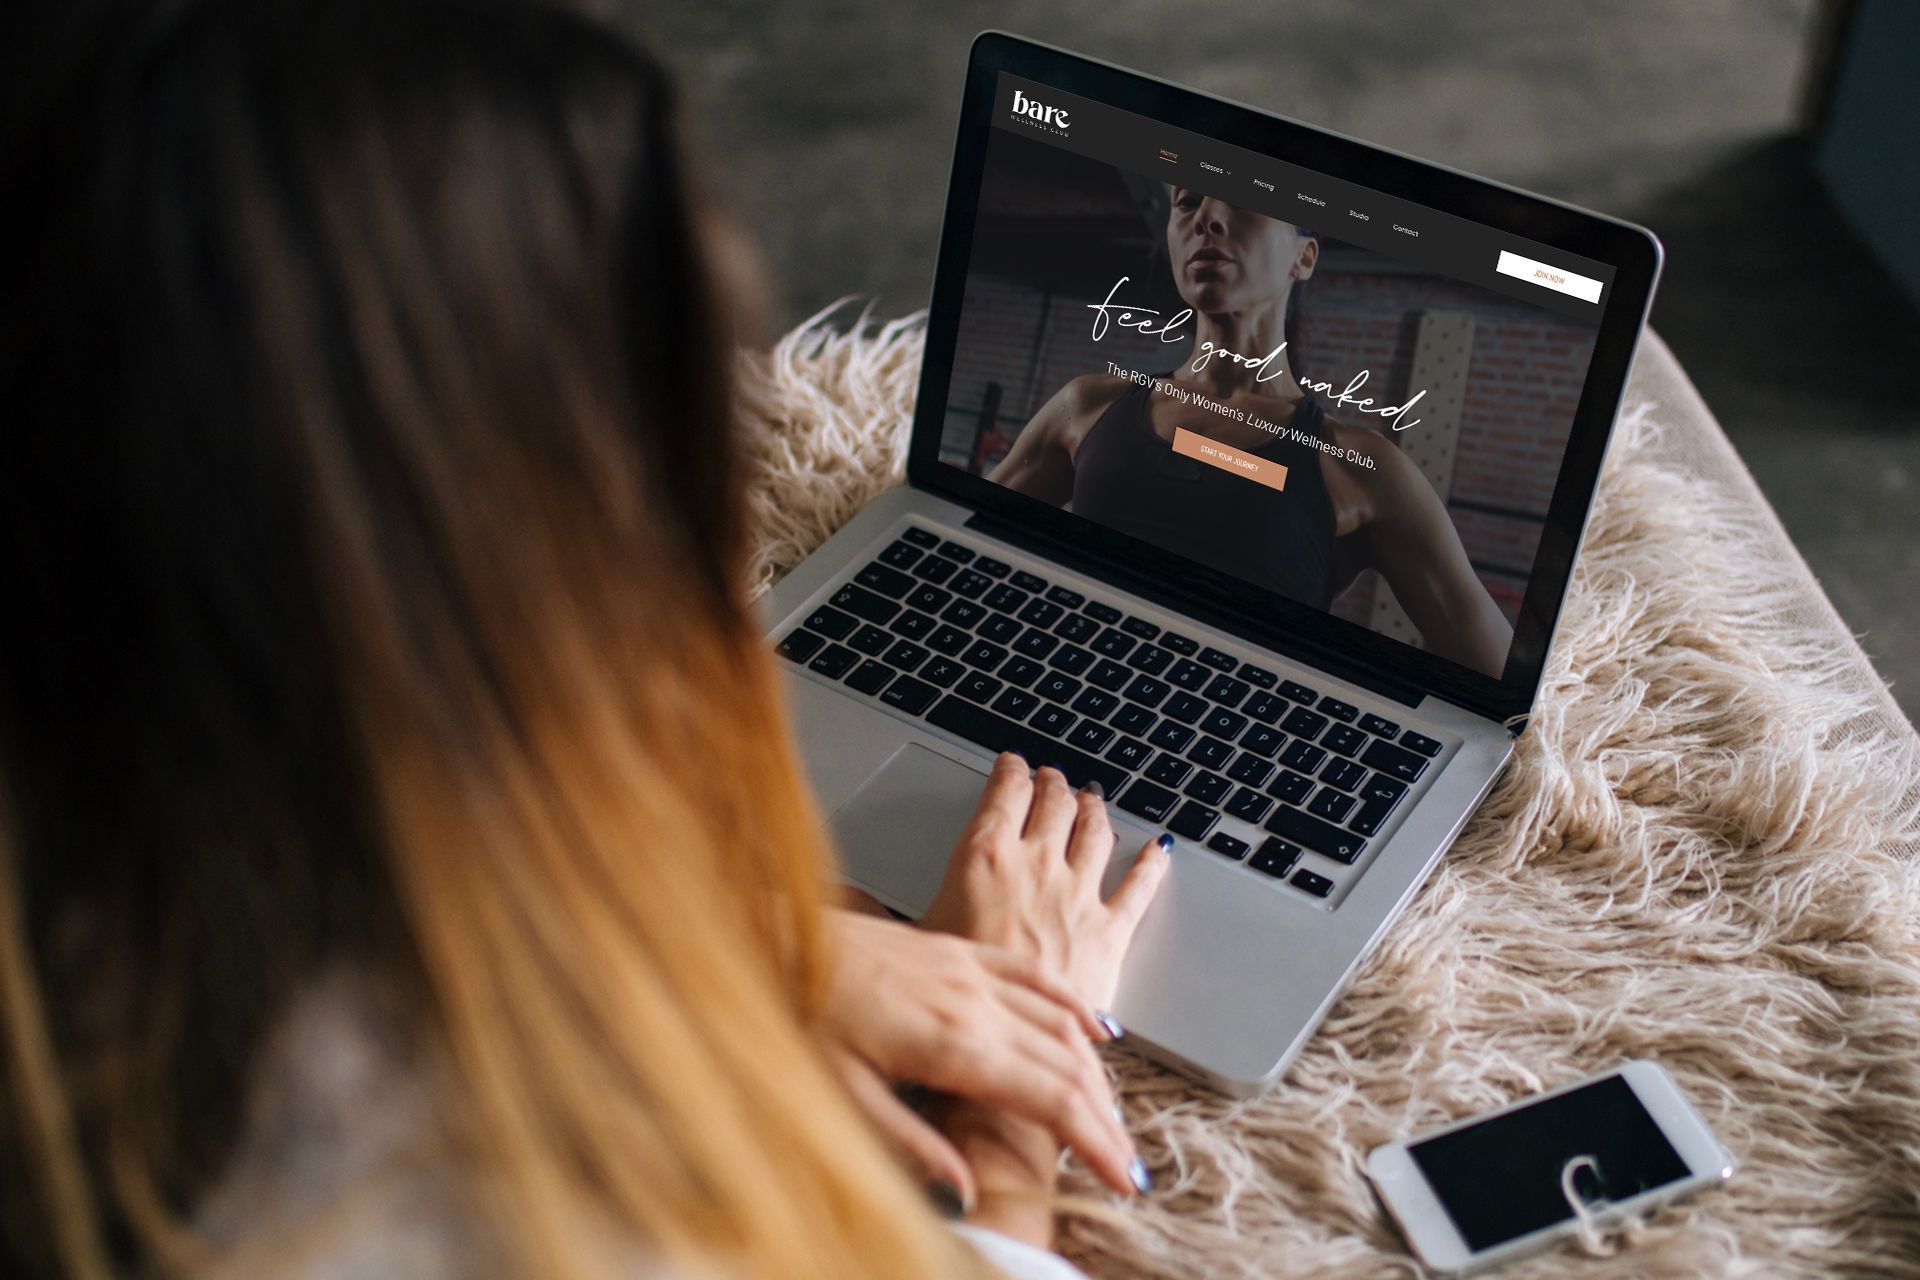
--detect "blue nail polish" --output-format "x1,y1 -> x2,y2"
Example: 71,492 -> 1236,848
1086,780 -> 1105,800
1157,834 -> 1174,850
1129,1156 -> 1154,1193
1095,1010 -> 1125,1040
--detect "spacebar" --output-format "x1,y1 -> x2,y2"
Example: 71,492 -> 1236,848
925,697 -> 1129,794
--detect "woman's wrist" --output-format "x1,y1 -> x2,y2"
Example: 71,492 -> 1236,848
938,1099 -> 1062,1249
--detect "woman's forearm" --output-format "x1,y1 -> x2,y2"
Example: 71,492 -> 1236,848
939,1100 -> 1061,1249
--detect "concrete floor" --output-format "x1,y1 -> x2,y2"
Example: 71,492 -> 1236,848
620,0 -> 1920,724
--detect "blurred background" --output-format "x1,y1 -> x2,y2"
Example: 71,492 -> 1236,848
622,0 -> 1920,723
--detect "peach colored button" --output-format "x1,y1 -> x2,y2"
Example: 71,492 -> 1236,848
1171,427 -> 1289,491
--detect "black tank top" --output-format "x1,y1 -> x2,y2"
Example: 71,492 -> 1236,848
1070,383 -> 1337,608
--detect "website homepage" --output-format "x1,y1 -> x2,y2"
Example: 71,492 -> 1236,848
940,74 -> 1615,679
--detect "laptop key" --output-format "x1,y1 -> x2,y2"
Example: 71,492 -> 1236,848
891,610 -> 935,642
1104,735 -> 1152,771
1112,703 -> 1156,736
925,695 -> 1128,793
1249,838 -> 1301,879
1264,805 -> 1364,863
1278,679 -> 1318,704
1359,713 -> 1401,739
1121,616 -> 1161,640
1240,724 -> 1285,758
830,582 -> 899,625
1011,570 -> 1048,593
900,525 -> 940,548
1401,730 -> 1443,757
777,630 -> 825,663
926,624 -> 970,656
1013,627 -> 1059,660
984,584 -> 1027,613
1291,868 -> 1335,899
1166,658 -> 1210,691
1034,672 -> 1081,704
1066,721 -> 1115,754
1189,735 -> 1235,772
1225,787 -> 1273,823
1202,708 -> 1248,740
808,644 -> 859,679
905,584 -> 951,614
1087,659 -> 1132,691
1361,738 -> 1430,784
974,555 -> 1011,579
1084,601 -> 1122,625
1279,739 -> 1327,774
856,561 -> 916,597
1280,706 -> 1330,741
1000,657 -> 1046,688
948,569 -> 993,600
1349,794 -> 1395,837
991,688 -> 1040,719
1055,612 -> 1101,644
1266,768 -> 1315,806
936,540 -> 975,564
804,604 -> 857,640
1030,704 -> 1076,739
1070,687 -> 1119,719
844,660 -> 894,696
1318,695 -> 1359,723
1227,753 -> 1275,787
977,613 -> 1022,645
912,556 -> 957,585
1168,801 -> 1219,842
1163,692 -> 1208,724
1092,628 -> 1136,659
1184,770 -> 1232,806
1017,598 -> 1064,629
1243,691 -> 1287,724
1160,631 -> 1199,655
1323,723 -> 1368,757
1146,753 -> 1192,787
1204,675 -> 1250,708
1321,757 -> 1369,793
1361,774 -> 1409,806
1199,646 -> 1238,672
1308,788 -> 1356,823
1147,721 -> 1196,752
1117,778 -> 1178,823
1126,643 -> 1173,675
955,672 -> 1001,704
1238,662 -> 1277,688
1050,643 -> 1094,676
1124,675 -> 1171,707
962,639 -> 1008,671
878,539 -> 923,569
881,675 -> 938,716
921,657 -> 965,689
1045,586 -> 1084,608
881,640 -> 929,672
850,624 -> 893,656
1207,832 -> 1250,860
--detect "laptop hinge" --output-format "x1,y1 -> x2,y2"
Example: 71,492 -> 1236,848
964,512 -> 1430,708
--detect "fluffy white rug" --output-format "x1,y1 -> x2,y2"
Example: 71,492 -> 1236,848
737,308 -> 1920,1278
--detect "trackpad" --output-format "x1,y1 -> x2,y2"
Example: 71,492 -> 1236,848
830,744 -> 988,917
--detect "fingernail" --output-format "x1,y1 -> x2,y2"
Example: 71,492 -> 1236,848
1094,1010 -> 1125,1040
1128,1155 -> 1154,1193
926,1179 -> 967,1219
1086,780 -> 1105,799
1157,834 -> 1174,851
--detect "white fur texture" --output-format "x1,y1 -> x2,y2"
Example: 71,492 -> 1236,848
737,307 -> 1920,1278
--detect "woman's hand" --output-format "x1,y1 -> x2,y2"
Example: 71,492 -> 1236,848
818,910 -> 1141,1204
920,754 -> 1169,1011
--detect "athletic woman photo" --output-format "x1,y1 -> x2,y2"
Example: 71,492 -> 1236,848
989,187 -> 1515,677
0,3 -> 1165,1277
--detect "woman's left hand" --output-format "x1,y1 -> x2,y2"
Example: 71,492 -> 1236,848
817,908 -> 1133,1208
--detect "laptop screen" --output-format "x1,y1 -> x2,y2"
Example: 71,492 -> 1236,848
931,70 -> 1618,683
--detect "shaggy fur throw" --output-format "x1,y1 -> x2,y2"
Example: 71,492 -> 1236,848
737,308 -> 1920,1279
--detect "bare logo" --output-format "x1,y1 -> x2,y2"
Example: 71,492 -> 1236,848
1010,88 -> 1070,134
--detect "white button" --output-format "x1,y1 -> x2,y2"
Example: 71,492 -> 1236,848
1496,250 -> 1602,303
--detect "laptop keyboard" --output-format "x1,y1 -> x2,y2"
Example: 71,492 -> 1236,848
776,524 -> 1447,905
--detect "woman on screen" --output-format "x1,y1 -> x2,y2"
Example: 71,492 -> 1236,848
989,188 -> 1513,678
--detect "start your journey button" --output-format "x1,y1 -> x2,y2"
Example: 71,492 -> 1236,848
1171,427 -> 1289,491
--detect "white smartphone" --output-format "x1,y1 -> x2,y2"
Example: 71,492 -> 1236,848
1366,1061 -> 1733,1274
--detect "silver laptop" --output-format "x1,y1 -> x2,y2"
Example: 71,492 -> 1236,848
762,34 -> 1660,1094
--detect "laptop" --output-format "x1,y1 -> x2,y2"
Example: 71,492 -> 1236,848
761,33 -> 1661,1094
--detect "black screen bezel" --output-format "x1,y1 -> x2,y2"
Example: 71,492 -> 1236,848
906,32 -> 1662,724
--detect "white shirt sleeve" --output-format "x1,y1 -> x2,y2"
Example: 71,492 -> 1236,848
950,1224 -> 1090,1279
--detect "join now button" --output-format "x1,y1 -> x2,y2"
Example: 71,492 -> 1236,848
1172,427 -> 1289,491
1496,250 -> 1603,303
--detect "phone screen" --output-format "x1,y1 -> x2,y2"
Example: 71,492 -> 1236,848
1408,1074 -> 1691,1252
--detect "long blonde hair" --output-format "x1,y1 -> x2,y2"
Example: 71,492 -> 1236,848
0,2 -> 980,1276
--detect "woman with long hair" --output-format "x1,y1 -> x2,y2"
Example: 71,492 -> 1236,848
0,2 -> 1167,1277
990,187 -> 1514,677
